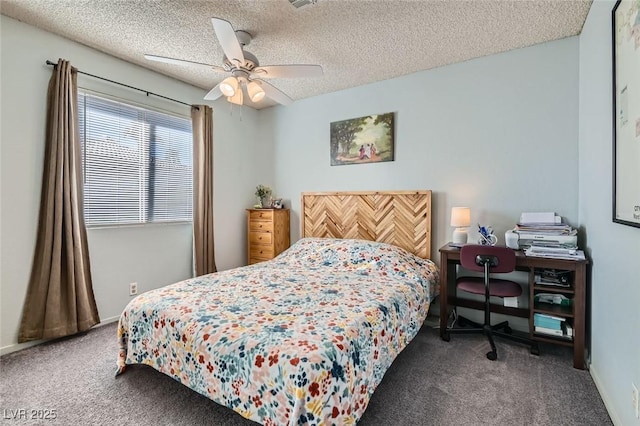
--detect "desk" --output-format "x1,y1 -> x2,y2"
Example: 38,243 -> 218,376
439,243 -> 588,369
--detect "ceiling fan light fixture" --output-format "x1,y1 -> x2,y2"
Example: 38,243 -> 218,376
227,86 -> 244,105
145,17 -> 322,108
247,81 -> 265,102
220,76 -> 238,97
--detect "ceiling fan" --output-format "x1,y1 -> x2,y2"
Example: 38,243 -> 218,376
145,17 -> 323,107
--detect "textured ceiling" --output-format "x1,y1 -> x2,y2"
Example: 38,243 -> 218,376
1,0 -> 592,109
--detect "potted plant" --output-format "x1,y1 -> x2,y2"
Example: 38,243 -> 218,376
255,185 -> 272,208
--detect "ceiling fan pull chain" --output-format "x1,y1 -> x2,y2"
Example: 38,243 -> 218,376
227,101 -> 243,121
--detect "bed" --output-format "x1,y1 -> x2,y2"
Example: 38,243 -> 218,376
117,190 -> 438,425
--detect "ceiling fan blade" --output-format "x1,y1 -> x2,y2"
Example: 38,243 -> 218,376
251,64 -> 323,79
211,17 -> 245,66
255,79 -> 293,106
144,54 -> 226,73
203,84 -> 224,101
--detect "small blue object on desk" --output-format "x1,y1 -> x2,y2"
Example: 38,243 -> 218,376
477,224 -> 497,245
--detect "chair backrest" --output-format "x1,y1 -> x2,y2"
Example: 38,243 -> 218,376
459,244 -> 516,274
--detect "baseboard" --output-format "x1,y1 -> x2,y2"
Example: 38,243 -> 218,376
0,315 -> 120,356
590,362 -> 622,425
0,339 -> 42,356
94,315 -> 120,327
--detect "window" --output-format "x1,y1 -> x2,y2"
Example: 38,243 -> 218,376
78,92 -> 192,226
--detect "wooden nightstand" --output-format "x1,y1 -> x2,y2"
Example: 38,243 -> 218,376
246,209 -> 290,265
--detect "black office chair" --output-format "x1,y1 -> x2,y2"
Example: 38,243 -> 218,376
445,244 -> 538,360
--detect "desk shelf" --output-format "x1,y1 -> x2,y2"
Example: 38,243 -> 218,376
448,296 -> 529,318
438,243 -> 588,370
531,268 -> 576,345
532,334 -> 574,346
532,285 -> 575,295
533,302 -> 574,318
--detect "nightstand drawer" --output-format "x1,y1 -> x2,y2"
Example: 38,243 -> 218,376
249,245 -> 274,259
249,221 -> 274,232
249,210 -> 273,221
249,232 -> 272,245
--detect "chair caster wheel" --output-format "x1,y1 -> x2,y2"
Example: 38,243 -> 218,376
441,332 -> 450,342
504,325 -> 512,334
486,351 -> 497,361
530,345 -> 540,356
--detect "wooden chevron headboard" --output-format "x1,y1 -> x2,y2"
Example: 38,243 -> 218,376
301,190 -> 432,259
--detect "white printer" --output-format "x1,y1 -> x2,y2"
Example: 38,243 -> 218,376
504,229 -> 577,249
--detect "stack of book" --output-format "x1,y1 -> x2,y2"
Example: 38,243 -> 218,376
516,212 -> 577,236
515,222 -> 576,236
516,212 -> 584,259
533,313 -> 573,340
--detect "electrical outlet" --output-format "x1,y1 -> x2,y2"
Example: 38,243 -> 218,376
633,382 -> 639,419
129,282 -> 138,296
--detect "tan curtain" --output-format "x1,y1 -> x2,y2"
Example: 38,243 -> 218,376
192,105 -> 217,276
18,59 -> 100,343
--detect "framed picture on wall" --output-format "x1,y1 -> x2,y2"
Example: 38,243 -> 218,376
329,112 -> 395,166
612,0 -> 640,228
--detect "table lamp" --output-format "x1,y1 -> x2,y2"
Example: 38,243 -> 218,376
450,207 -> 471,245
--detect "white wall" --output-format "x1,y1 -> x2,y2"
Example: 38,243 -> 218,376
264,37 -> 580,250
578,2 -> 640,425
0,16 -> 269,352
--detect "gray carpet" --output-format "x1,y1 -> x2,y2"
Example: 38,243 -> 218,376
0,320 -> 611,425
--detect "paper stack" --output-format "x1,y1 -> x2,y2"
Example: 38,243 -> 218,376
519,212 -> 560,224
534,269 -> 571,288
516,212 -> 577,236
516,212 -> 583,259
534,292 -> 572,307
525,245 -> 585,261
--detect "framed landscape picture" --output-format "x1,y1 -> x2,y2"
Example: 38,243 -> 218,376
612,0 -> 640,228
330,112 -> 394,166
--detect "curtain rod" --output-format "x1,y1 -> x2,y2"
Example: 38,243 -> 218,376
45,60 -> 198,110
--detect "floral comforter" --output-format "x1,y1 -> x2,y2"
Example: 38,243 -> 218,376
117,238 -> 439,425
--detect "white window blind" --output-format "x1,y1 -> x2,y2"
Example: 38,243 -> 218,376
78,92 -> 193,226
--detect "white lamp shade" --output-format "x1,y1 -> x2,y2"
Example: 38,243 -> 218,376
450,207 -> 471,227
247,81 -> 265,102
451,207 -> 471,244
220,76 -> 238,97
227,87 -> 243,105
